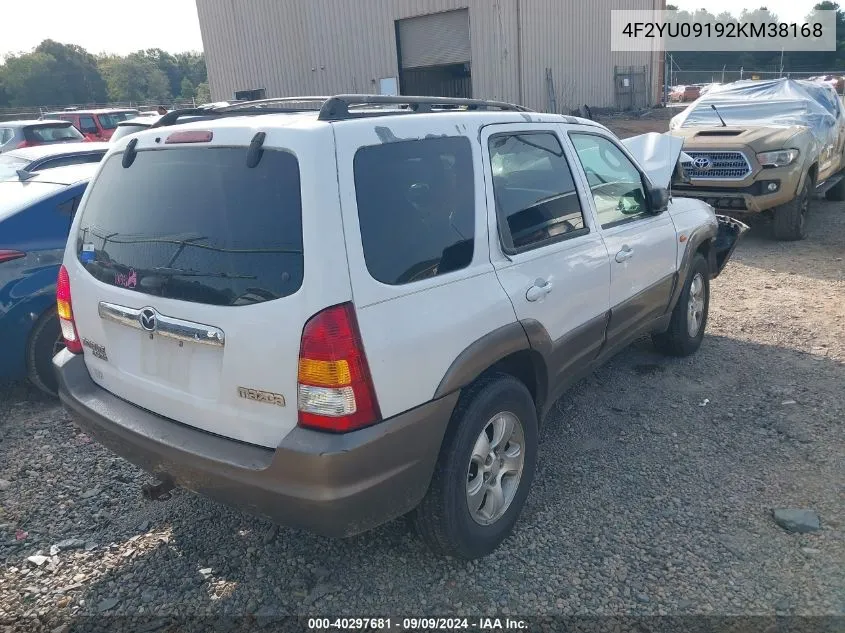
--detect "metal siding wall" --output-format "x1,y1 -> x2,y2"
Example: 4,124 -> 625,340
196,0 -> 656,108
518,0 -> 658,111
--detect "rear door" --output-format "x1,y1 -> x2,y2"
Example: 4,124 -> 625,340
481,122 -> 611,394
67,123 -> 347,448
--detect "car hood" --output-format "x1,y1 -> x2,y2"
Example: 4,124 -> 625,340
622,132 -> 692,190
669,125 -> 806,152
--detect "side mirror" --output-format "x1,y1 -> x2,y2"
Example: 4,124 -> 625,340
648,186 -> 670,214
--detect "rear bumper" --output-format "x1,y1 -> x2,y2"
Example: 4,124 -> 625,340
55,350 -> 457,537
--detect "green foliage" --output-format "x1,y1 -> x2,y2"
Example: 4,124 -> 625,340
667,4 -> 845,81
0,40 -> 206,107
194,81 -> 212,104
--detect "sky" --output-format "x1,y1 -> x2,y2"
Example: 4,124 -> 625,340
0,0 -> 203,59
672,0 -> 823,23
0,0 -> 826,60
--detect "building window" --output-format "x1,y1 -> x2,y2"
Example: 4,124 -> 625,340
234,88 -> 267,101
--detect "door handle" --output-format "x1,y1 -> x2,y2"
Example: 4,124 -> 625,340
615,245 -> 635,263
526,278 -> 553,302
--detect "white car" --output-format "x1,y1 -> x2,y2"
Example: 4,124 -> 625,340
53,96 -> 745,559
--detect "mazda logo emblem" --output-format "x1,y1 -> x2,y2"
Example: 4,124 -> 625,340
693,156 -> 712,170
139,307 -> 158,332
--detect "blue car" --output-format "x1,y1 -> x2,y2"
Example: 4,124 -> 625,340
0,163 -> 99,395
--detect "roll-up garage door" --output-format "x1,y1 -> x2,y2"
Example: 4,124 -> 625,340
398,10 -> 471,69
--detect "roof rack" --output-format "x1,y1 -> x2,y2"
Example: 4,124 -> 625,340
149,94 -> 531,129
317,95 -> 531,121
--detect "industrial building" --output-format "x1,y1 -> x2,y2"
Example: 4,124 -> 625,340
196,0 -> 664,113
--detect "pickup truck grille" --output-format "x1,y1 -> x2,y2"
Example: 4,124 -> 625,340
684,151 -> 751,180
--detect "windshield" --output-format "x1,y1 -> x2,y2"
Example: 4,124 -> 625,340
25,124 -> 84,143
75,147 -> 304,306
0,155 -> 30,182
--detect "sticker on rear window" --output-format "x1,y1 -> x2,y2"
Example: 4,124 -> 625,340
80,243 -> 95,263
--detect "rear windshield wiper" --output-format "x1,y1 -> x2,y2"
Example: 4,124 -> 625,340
152,266 -> 257,280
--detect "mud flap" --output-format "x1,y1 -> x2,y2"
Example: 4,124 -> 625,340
713,215 -> 749,277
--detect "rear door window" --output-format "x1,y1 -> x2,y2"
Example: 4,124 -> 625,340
0,128 -> 13,145
78,116 -> 98,134
25,124 -> 84,143
489,131 -> 587,253
353,136 -> 475,285
75,147 -> 303,306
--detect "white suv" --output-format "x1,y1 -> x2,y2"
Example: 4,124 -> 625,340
53,96 -> 745,559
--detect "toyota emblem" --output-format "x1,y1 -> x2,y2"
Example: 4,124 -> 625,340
693,156 -> 712,170
139,307 -> 158,332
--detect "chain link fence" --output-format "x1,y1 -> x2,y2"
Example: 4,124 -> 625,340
0,99 -> 198,122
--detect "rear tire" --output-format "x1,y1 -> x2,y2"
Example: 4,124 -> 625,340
653,253 -> 710,357
26,308 -> 64,397
824,174 -> 845,201
773,177 -> 811,241
412,373 -> 538,560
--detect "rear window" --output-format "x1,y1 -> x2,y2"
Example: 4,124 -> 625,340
25,124 -> 83,143
0,128 -> 13,145
0,182 -> 65,222
75,147 -> 303,306
353,137 -> 475,285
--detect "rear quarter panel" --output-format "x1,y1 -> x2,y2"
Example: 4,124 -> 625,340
0,185 -> 81,378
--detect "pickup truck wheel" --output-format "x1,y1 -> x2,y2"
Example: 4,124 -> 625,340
26,308 -> 63,397
824,174 -> 845,201
652,253 -> 709,357
773,178 -> 811,241
412,373 -> 537,560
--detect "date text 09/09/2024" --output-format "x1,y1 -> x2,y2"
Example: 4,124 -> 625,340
622,21 -> 824,39
306,618 -> 529,630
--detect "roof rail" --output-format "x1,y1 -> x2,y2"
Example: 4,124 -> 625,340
150,97 -> 331,128
149,95 -> 532,129
318,95 -> 531,121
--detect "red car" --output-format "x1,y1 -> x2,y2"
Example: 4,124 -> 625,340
43,109 -> 139,142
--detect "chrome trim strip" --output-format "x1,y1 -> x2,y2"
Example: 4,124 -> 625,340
98,302 -> 225,347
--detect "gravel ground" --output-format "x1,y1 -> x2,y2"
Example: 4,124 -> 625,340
1,198 -> 844,631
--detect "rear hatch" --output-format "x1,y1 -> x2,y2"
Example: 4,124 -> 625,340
68,122 -> 341,448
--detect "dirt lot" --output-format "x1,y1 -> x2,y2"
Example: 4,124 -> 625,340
1,128 -> 844,629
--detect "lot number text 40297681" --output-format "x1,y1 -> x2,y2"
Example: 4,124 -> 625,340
306,617 -> 529,630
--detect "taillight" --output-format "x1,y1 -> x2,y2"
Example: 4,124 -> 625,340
56,265 -> 82,354
297,303 -> 381,433
0,250 -> 26,264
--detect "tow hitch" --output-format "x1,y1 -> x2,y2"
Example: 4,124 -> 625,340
142,479 -> 175,501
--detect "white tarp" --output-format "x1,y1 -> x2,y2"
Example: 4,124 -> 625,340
669,78 -> 843,150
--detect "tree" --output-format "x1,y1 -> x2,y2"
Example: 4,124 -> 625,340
98,55 -> 172,102
0,52 -> 60,107
180,77 -> 195,100
34,40 -> 107,103
195,81 -> 211,104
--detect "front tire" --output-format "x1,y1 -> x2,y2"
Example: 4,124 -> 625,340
26,308 -> 64,397
773,177 -> 811,241
412,373 -> 538,560
653,253 -> 710,357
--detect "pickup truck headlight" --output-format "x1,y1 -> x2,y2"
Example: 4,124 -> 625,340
757,149 -> 799,167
